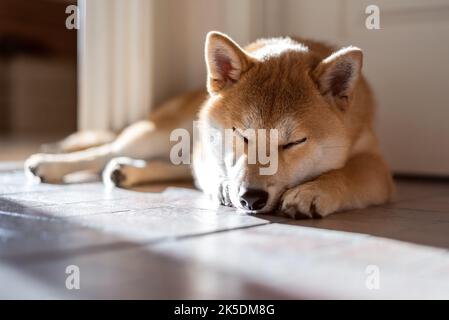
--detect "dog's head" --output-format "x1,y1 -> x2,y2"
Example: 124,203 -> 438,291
201,31 -> 363,213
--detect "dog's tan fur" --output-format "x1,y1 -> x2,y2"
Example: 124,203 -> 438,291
25,32 -> 394,218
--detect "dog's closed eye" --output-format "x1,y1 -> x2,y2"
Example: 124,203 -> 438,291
233,127 -> 249,143
282,137 -> 307,150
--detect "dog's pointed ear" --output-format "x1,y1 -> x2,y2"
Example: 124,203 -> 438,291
205,31 -> 255,95
313,46 -> 363,105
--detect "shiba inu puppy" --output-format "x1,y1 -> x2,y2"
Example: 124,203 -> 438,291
25,31 -> 394,218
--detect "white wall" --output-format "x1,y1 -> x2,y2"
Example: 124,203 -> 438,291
150,0 -> 283,105
283,0 -> 449,175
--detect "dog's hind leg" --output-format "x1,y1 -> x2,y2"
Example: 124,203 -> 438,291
25,120 -> 171,183
102,157 -> 192,188
25,91 -> 205,183
40,130 -> 117,153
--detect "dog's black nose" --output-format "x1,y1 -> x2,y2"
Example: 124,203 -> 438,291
239,188 -> 268,211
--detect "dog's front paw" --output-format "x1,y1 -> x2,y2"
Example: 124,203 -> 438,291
280,181 -> 342,219
209,180 -> 232,207
102,158 -> 145,188
25,154 -> 63,183
103,160 -> 129,188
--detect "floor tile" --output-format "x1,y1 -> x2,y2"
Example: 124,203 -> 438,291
394,178 -> 449,201
1,245 -> 287,299
0,172 -> 271,259
288,206 -> 449,249
154,224 -> 449,299
387,195 -> 449,213
1,165 -> 449,299
65,206 -> 270,243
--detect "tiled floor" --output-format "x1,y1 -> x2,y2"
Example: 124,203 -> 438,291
0,161 -> 449,299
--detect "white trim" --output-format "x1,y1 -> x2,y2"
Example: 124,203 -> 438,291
78,0 -> 154,131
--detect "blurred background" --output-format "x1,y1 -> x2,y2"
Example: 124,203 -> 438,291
1,0 -> 448,176
0,0 -> 77,158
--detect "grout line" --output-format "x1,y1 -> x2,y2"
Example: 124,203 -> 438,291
385,206 -> 449,215
0,194 -> 130,207
168,221 -> 274,243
